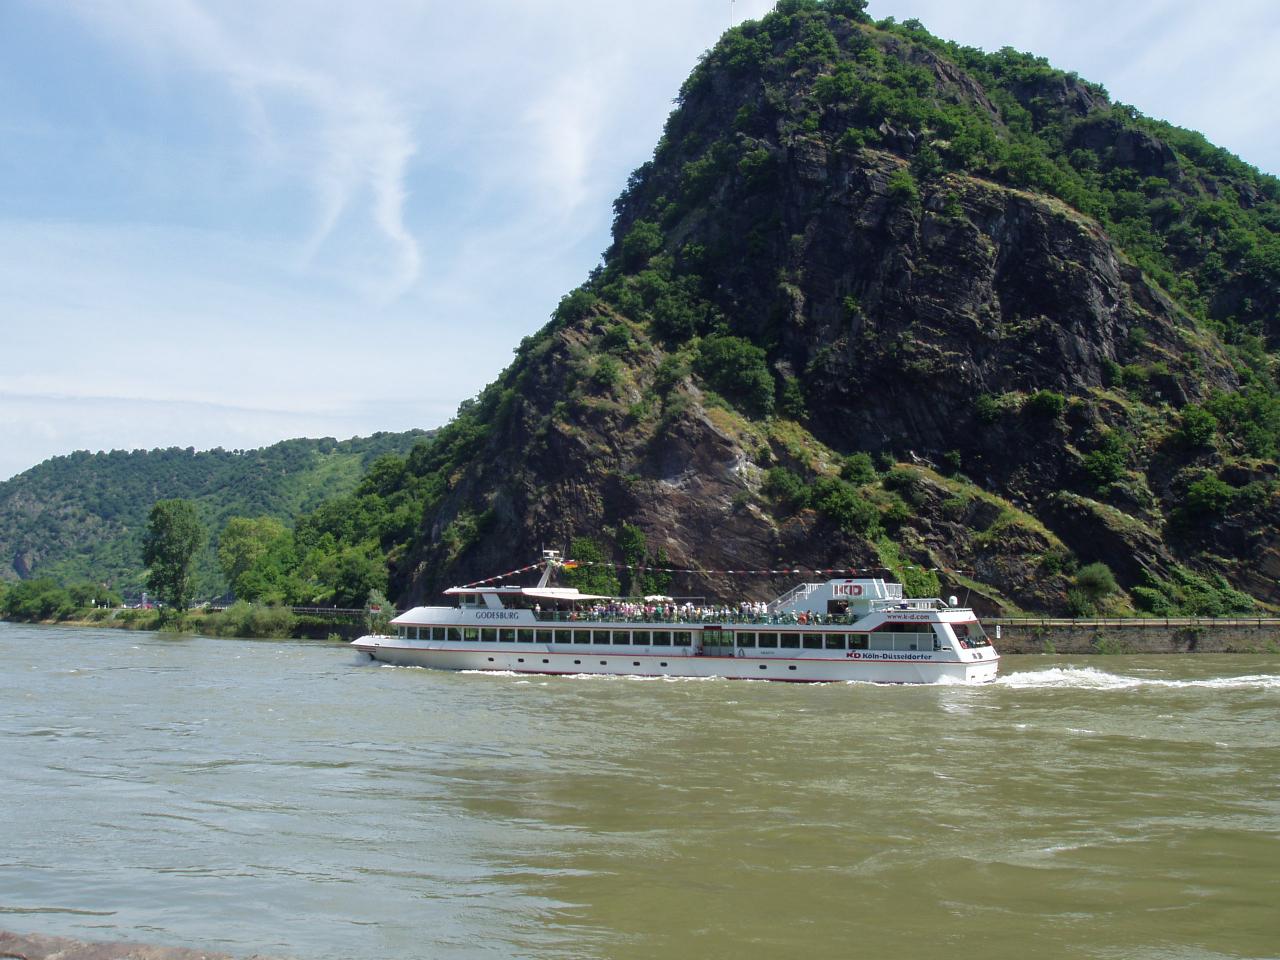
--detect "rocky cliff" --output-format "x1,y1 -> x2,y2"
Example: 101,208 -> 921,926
372,1 -> 1278,616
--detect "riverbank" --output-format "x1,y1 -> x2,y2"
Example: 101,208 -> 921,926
990,616 -> 1280,654
0,603 -> 368,641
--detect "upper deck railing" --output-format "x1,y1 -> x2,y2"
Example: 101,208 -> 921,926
527,600 -> 952,627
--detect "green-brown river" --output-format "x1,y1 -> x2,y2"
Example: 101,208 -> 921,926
1,623 -> 1276,959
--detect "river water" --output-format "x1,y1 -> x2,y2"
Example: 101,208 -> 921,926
1,622 -> 1276,960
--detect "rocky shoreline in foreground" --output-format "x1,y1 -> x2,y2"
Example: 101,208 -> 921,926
0,929 -> 280,960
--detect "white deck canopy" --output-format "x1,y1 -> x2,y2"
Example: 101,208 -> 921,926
443,585 -> 613,603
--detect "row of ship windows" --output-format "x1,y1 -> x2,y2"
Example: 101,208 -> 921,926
486,657 -> 805,673
401,626 -> 695,646
397,626 -> 940,652
488,657 -> 805,673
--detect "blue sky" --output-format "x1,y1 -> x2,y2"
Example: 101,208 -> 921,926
2,0 -> 1277,481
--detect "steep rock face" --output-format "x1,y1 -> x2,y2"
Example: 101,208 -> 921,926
390,5 -> 1279,614
400,330 -> 872,605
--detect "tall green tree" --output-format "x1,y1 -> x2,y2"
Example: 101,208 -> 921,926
142,499 -> 204,612
564,537 -> 621,597
218,516 -> 288,601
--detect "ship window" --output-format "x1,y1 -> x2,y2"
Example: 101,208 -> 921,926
955,623 -> 991,647
802,633 -> 823,649
500,628 -> 516,643
757,632 -> 778,648
536,629 -> 553,643
673,631 -> 692,647
573,660 -> 581,665
788,665 -> 797,671
463,627 -> 479,642
517,629 -> 534,643
447,627 -> 462,642
737,632 -> 756,647
481,629 -> 497,643
825,634 -> 846,650
612,630 -> 630,645
652,631 -> 672,646
780,633 -> 801,649
759,664 -> 768,670
632,661 -> 641,667
849,633 -> 868,649
660,662 -> 668,667
554,629 -> 572,644
487,657 -> 495,662
542,659 -> 550,664
632,630 -> 650,644
592,630 -> 611,644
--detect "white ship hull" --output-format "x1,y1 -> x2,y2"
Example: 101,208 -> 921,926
358,561 -> 1001,685
353,639 -> 999,684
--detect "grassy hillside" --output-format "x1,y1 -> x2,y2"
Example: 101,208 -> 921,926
0,432 -> 428,597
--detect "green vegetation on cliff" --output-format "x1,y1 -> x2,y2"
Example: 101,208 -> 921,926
225,0 -> 1280,616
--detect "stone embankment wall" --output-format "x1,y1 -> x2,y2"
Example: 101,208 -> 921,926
989,618 -> 1280,654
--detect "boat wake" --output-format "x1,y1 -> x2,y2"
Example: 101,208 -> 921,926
996,666 -> 1280,691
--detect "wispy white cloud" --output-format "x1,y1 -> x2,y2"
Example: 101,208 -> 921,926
68,0 -> 424,300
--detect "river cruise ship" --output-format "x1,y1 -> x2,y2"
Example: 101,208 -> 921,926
354,552 -> 998,684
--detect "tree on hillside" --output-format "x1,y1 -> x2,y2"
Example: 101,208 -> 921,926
218,516 -> 288,601
142,499 -> 204,612
564,537 -> 621,597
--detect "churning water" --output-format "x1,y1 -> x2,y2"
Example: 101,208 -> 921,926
1,622 -> 1276,959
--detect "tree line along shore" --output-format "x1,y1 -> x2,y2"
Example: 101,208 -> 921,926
3,496 -> 1278,648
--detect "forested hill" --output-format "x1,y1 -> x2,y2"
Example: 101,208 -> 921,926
323,0 -> 1275,617
0,432 -> 427,596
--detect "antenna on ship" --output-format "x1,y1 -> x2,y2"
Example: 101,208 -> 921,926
537,549 -> 561,588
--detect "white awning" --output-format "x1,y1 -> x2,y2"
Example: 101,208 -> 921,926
522,587 -> 612,602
